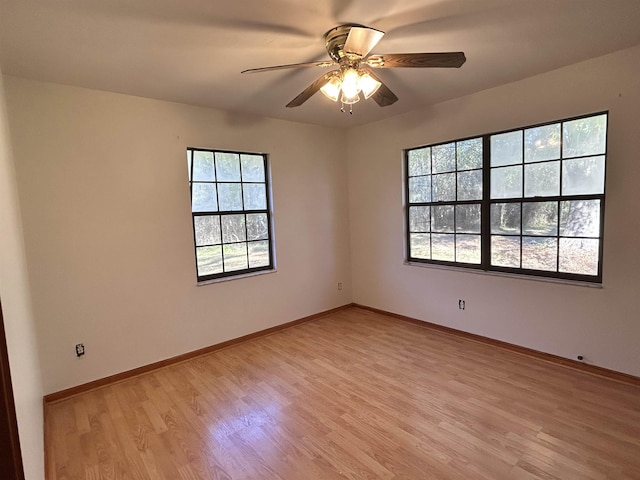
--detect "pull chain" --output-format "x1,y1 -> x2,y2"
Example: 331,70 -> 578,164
339,102 -> 354,114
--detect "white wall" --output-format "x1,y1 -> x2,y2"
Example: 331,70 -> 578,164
0,72 -> 44,479
4,77 -> 352,394
348,45 -> 640,377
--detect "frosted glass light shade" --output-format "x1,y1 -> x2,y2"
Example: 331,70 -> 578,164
358,72 -> 381,99
341,92 -> 360,104
320,75 -> 341,102
341,68 -> 361,99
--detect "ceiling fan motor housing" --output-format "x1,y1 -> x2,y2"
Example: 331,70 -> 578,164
324,23 -> 366,62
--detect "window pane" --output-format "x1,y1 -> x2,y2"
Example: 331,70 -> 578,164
240,154 -> 265,182
223,243 -> 248,272
192,183 -> 218,212
431,234 -> 455,261
432,143 -> 456,173
456,204 -> 481,233
409,206 -> 430,232
491,236 -> 520,267
196,246 -> 223,276
522,237 -> 557,271
248,241 -> 270,268
525,124 -> 560,162
218,183 -> 243,211
243,183 -> 267,210
410,233 -> 430,259
559,238 -> 599,276
192,151 -> 215,181
194,215 -> 221,246
456,234 -> 481,264
408,176 -> 431,203
491,131 -> 522,167
246,213 -> 268,241
562,156 -> 605,195
457,138 -> 483,170
215,152 -> 241,181
491,203 -> 520,234
457,170 -> 482,201
221,214 -> 246,243
431,205 -> 454,233
563,114 -> 607,158
491,166 -> 522,199
408,148 -> 431,176
432,173 -> 456,202
560,200 -> 600,237
522,202 -> 558,236
524,161 -> 560,197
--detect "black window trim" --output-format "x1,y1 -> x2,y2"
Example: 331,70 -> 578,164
405,110 -> 608,284
188,146 -> 275,283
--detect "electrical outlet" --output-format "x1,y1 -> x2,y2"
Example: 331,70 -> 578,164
75,343 -> 85,357
338,282 -> 343,291
458,299 -> 465,310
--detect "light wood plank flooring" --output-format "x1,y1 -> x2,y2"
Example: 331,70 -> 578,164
45,307 -> 640,479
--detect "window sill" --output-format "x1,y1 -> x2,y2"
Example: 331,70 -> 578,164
404,261 -> 603,289
196,268 -> 277,286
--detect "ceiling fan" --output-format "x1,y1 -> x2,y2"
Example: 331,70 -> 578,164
241,23 -> 466,112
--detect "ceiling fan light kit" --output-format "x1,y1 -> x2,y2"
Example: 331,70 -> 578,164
242,23 -> 466,114
321,68 -> 381,101
319,67 -> 381,112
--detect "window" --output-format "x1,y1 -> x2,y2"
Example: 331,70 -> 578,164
408,138 -> 483,264
406,112 -> 607,283
187,148 -> 273,282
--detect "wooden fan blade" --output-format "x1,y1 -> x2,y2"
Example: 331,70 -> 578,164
242,60 -> 335,74
363,70 -> 398,107
365,52 -> 466,68
344,26 -> 385,57
286,72 -> 336,108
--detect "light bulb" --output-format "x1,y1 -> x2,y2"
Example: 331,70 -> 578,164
320,75 -> 341,102
358,72 -> 381,99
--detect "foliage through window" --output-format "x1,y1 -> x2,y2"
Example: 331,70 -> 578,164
187,148 -> 273,282
406,112 -> 607,283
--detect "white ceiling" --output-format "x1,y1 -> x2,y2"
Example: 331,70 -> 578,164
2,0 -> 640,128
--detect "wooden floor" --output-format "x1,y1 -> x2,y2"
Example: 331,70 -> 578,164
45,307 -> 640,479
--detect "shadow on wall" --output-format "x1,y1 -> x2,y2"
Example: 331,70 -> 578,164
223,111 -> 268,128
